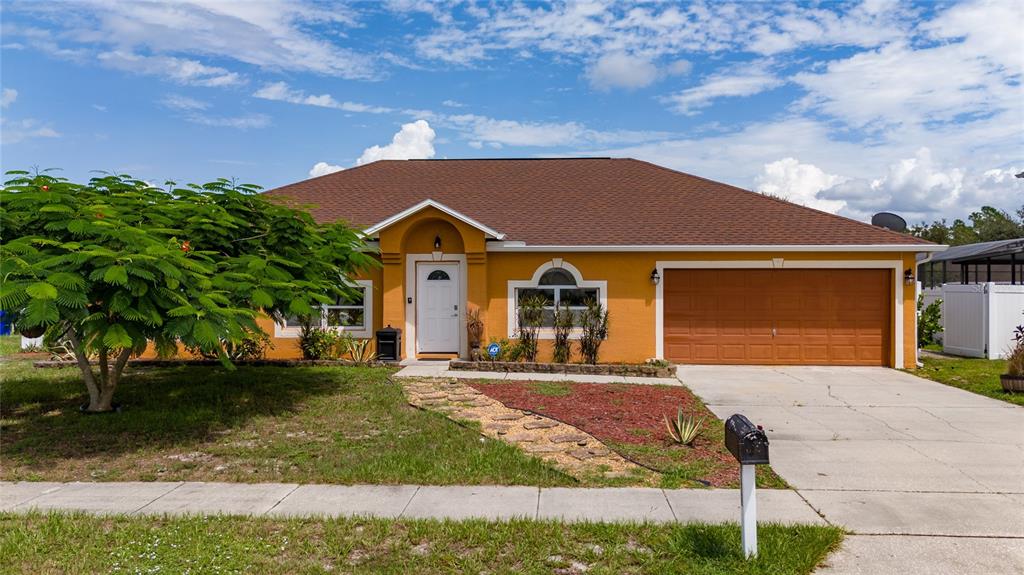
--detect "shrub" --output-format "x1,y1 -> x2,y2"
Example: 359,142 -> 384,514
338,334 -> 376,364
466,308 -> 484,350
1007,323 -> 1024,377
664,408 -> 704,446
917,295 -> 943,346
516,293 -> 548,362
551,303 -> 574,364
298,320 -> 340,360
185,329 -> 272,361
578,299 -> 609,364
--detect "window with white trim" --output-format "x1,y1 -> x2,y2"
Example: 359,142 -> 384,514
279,280 -> 373,338
515,268 -> 599,328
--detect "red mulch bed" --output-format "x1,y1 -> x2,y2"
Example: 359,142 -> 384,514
468,380 -> 745,487
470,381 -> 701,445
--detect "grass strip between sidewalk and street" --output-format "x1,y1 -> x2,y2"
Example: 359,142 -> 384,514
0,512 -> 844,575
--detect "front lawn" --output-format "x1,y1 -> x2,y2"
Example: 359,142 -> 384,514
0,334 -> 23,357
0,360 -> 571,486
915,355 -> 1021,406
0,512 -> 844,575
470,381 -> 787,489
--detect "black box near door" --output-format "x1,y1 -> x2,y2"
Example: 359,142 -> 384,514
376,326 -> 402,361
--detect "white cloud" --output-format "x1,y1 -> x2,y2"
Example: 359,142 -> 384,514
755,158 -> 847,213
1,118 -> 60,145
1,88 -> 16,108
253,82 -> 394,114
664,63 -> 783,115
586,52 -> 658,91
794,0 -> 1023,131
186,113 -> 271,130
97,51 -> 244,87
159,94 -> 209,111
442,99 -> 465,108
667,60 -> 692,76
5,0 -> 376,81
309,161 -> 344,177
357,119 -> 436,165
813,148 -> 1023,222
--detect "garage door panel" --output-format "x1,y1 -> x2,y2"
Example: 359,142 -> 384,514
664,269 -> 890,366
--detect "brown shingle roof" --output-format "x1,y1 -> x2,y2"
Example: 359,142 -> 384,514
265,158 -> 933,247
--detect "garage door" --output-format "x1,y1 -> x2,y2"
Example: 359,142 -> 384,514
663,269 -> 890,366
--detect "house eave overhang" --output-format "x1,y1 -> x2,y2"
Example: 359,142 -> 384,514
484,243 -> 948,253
361,199 -> 506,240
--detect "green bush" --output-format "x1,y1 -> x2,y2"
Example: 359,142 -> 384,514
578,299 -> 609,364
551,303 -> 574,363
917,296 -> 943,346
298,321 -> 340,360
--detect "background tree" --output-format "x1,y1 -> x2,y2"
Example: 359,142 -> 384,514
911,205 -> 1023,246
0,170 -> 375,412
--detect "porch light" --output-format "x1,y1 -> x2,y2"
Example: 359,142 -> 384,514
904,268 -> 914,284
650,268 -> 661,285
434,235 -> 442,250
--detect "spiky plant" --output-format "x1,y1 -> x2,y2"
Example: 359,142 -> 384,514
344,337 -> 377,364
664,409 -> 704,446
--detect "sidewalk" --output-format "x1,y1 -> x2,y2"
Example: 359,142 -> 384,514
1,481 -> 823,524
394,361 -> 681,386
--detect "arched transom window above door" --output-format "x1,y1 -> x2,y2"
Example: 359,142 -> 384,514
507,260 -> 607,337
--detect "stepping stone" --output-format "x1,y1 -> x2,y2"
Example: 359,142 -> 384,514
524,445 -> 562,454
523,420 -> 558,430
447,394 -> 478,402
491,413 -> 524,421
452,411 -> 480,420
550,433 -> 589,443
485,424 -> 511,434
419,399 -> 446,406
568,449 -> 599,460
506,434 -> 537,443
586,447 -> 610,457
418,392 -> 448,400
603,471 -> 633,479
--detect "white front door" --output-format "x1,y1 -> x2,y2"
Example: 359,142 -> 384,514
416,262 -> 460,353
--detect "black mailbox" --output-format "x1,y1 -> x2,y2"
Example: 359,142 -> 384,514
375,326 -> 402,361
724,414 -> 770,465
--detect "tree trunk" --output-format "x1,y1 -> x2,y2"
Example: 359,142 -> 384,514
68,330 -> 131,412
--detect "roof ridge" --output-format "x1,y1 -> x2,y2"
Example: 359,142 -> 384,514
626,158 -> 935,246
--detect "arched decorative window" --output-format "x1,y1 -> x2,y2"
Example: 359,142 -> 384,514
427,270 -> 451,281
509,262 -> 606,334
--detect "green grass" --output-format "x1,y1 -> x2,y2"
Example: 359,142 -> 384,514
528,381 -> 572,397
0,334 -> 22,357
0,360 -> 572,486
0,512 -> 844,575
914,355 -> 1022,406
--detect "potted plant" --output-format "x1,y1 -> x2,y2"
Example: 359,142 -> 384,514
1001,324 -> 1024,393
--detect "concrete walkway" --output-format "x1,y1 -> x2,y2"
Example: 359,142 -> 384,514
1,481 -> 823,524
679,365 -> 1024,574
395,361 -> 681,386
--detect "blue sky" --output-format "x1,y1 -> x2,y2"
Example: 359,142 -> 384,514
1,0 -> 1021,223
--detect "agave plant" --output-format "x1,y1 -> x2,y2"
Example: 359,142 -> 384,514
664,409 -> 704,446
338,335 -> 377,364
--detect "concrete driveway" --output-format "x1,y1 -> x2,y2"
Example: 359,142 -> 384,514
679,365 -> 1024,574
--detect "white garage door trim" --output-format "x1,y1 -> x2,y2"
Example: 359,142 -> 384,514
654,259 -> 904,368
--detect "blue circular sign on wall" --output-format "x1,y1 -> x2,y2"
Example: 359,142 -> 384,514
487,343 -> 500,358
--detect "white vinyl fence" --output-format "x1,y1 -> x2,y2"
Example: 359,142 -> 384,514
925,283 -> 1024,359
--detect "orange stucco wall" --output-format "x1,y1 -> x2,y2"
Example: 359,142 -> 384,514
249,208 -> 921,369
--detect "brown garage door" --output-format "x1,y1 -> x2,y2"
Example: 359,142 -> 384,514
664,269 -> 890,366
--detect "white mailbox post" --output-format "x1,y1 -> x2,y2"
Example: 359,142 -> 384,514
724,414 -> 770,559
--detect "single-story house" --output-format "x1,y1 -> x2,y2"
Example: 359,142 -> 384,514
261,158 -> 943,368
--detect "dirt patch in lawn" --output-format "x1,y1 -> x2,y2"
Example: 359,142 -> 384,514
468,381 -> 786,489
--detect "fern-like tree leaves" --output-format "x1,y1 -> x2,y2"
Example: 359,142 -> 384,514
0,171 -> 376,411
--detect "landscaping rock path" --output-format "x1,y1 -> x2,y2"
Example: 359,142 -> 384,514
401,377 -> 651,482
